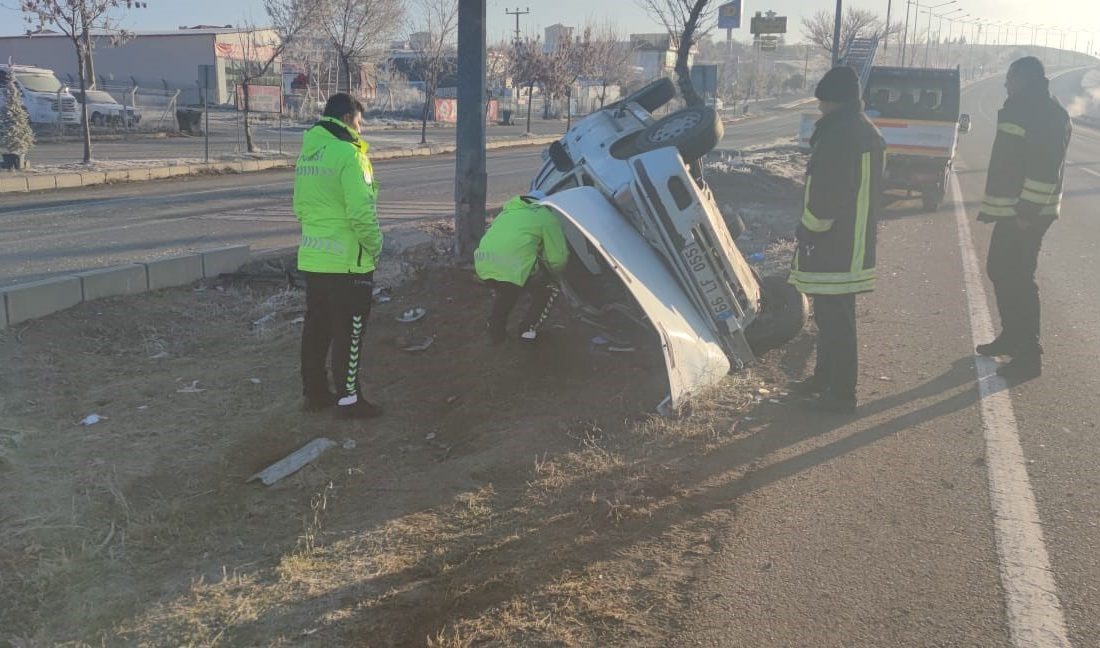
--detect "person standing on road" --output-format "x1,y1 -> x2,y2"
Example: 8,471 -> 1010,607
789,66 -> 885,413
293,93 -> 383,419
474,191 -> 569,344
976,57 -> 1070,381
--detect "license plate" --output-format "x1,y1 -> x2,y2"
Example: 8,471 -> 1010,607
682,243 -> 733,320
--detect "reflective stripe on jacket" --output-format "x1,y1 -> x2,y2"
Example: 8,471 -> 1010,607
979,78 -> 1071,222
474,195 -> 569,286
293,117 -> 381,274
790,107 -> 885,295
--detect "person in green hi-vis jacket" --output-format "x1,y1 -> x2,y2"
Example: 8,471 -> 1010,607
474,191 -> 569,344
293,93 -> 383,420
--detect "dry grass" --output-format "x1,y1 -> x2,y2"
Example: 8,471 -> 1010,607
1,168 -> 811,646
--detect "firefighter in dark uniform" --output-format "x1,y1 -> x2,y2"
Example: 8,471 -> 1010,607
789,66 -> 885,413
977,57 -> 1070,381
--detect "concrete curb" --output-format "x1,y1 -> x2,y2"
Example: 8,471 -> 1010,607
0,136 -> 561,195
0,245 -> 251,329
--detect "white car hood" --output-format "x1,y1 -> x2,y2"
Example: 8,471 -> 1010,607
541,187 -> 730,413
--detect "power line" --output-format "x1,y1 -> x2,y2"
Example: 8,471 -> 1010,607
505,7 -> 530,43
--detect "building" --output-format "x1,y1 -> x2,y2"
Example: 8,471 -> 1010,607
630,33 -> 695,81
0,26 -> 282,105
544,24 -> 574,52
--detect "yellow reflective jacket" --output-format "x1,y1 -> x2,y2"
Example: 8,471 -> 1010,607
474,196 -> 569,286
292,117 -> 381,274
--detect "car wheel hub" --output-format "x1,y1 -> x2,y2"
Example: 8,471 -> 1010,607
649,112 -> 701,143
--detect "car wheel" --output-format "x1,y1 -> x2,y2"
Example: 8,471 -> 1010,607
745,274 -> 808,356
634,106 -> 724,162
620,77 -> 677,113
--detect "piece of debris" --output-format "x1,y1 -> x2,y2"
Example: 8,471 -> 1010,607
748,252 -> 766,263
878,376 -> 892,382
79,414 -> 104,426
768,398 -> 782,404
608,344 -> 636,353
149,351 -> 170,360
249,378 -> 262,385
445,395 -> 458,404
757,388 -> 772,396
342,439 -> 357,450
252,313 -> 276,328
248,438 -> 337,486
396,307 -> 427,323
399,335 -> 434,352
290,316 -> 305,325
373,287 -> 393,304
137,405 -> 149,410
177,380 -> 205,393
425,432 -> 437,441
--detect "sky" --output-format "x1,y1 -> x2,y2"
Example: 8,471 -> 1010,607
1,0 -> 1097,47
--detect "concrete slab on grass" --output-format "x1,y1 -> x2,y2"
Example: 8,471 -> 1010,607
0,276 -> 83,325
75,264 -> 149,300
201,245 -> 252,278
144,254 -> 204,290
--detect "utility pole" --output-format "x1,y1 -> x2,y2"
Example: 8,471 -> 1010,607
455,0 -> 488,259
884,0 -> 893,52
505,7 -> 530,43
901,0 -> 912,65
831,0 -> 843,66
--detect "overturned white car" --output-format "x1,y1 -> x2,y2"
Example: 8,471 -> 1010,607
531,78 -> 807,412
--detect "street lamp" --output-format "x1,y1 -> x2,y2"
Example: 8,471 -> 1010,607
910,0 -> 956,66
941,12 -> 968,66
921,5 -> 960,67
931,8 -> 964,66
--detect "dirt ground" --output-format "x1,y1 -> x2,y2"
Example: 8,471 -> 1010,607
0,148 -> 809,647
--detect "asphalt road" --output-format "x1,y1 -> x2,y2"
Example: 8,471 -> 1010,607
0,107 -> 804,286
674,68 -> 1100,646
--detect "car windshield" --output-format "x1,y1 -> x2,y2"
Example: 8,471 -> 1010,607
16,72 -> 63,93
83,90 -> 117,104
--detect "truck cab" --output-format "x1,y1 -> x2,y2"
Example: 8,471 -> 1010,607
863,66 -> 967,211
0,64 -> 81,126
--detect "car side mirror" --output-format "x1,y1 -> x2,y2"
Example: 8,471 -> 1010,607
958,113 -> 971,134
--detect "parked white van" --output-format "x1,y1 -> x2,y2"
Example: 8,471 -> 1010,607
0,63 -> 81,125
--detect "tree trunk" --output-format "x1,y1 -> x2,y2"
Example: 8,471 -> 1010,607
525,83 -> 534,133
340,54 -> 353,93
76,48 -> 92,163
243,81 -> 255,153
675,0 -> 710,108
420,88 -> 432,145
566,86 -> 571,130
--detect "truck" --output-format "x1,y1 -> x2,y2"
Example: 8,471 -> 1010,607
800,65 -> 969,211
530,78 -> 808,413
0,63 -> 81,126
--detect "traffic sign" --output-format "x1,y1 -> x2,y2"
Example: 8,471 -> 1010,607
750,12 -> 787,36
718,1 -> 742,29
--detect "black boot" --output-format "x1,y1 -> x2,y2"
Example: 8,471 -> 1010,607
976,336 -> 1017,357
996,355 -> 1041,382
788,376 -> 826,395
336,398 -> 384,420
303,391 -> 338,413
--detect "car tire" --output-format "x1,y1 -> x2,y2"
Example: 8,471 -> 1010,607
616,77 -> 677,113
745,274 -> 809,356
921,189 -> 943,212
634,106 -> 724,162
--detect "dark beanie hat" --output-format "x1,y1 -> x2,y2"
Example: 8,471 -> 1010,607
815,66 -> 861,105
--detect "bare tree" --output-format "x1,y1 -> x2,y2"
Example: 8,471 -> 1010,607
801,7 -> 902,60
586,24 -> 635,109
233,0 -> 320,153
539,31 -> 578,121
509,37 -> 543,134
636,0 -> 715,106
319,0 -> 405,95
20,0 -> 146,163
409,0 -> 458,144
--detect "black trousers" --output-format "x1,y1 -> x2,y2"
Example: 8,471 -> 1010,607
300,271 -> 374,402
986,218 -> 1054,355
812,293 -> 858,401
485,274 -> 557,336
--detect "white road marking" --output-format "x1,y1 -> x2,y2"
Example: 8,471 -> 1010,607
950,173 -> 1072,648
1079,166 -> 1100,179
